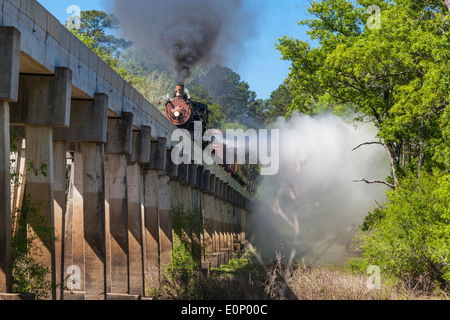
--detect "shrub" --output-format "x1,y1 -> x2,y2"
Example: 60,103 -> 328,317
11,194 -> 54,299
357,173 -> 450,292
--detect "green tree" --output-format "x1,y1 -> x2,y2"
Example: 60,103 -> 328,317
78,10 -> 132,56
197,65 -> 262,127
263,83 -> 293,124
277,0 -> 450,187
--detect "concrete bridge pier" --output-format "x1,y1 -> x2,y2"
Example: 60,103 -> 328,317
53,93 -> 109,300
151,138 -> 173,275
10,65 -> 72,300
202,173 -> 215,264
210,177 -> 221,267
166,149 -> 180,209
52,139 -> 68,301
104,112 -> 133,298
191,164 -> 203,265
201,171 -> 213,262
142,137 -> 169,292
0,26 -> 20,299
142,166 -> 159,291
127,126 -> 151,297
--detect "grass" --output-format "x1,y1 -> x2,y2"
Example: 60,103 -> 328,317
148,249 -> 449,300
149,206 -> 448,300
269,257 -> 449,300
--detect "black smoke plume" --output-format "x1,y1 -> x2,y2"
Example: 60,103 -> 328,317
111,0 -> 257,84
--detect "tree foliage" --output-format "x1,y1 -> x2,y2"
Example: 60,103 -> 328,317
277,0 -> 450,290
358,173 -> 450,290
78,10 -> 132,56
278,0 -> 450,185
190,65 -> 265,128
263,83 -> 293,124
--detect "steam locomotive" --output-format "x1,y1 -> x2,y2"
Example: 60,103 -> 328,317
165,85 -> 209,138
164,85 -> 249,187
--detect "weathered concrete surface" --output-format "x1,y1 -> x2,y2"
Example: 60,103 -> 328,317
148,138 -> 167,172
158,175 -> 172,270
105,113 -> 133,155
0,101 -> 12,294
10,67 -> 72,127
143,169 -> 160,291
127,162 -> 144,296
0,293 -> 35,300
53,94 -> 109,143
24,125 -> 56,299
82,142 -> 106,300
104,153 -> 129,294
0,26 -> 21,102
0,26 -> 20,294
52,140 -> 66,300
64,151 -> 86,298
130,126 -> 151,164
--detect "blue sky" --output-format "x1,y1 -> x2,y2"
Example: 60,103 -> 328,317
37,0 -> 311,100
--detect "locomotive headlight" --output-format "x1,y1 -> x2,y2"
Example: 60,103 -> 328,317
173,111 -> 181,118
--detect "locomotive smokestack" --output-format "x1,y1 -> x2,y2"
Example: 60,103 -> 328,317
175,84 -> 185,98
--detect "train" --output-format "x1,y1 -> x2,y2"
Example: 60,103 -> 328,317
164,85 -> 251,189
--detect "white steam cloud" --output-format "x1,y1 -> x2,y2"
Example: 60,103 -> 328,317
248,113 -> 391,264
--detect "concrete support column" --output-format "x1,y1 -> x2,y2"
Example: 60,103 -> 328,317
0,27 -> 20,295
202,171 -> 214,259
212,177 -> 220,254
143,137 -> 168,290
226,198 -> 233,250
54,93 -> 108,300
151,138 -> 172,272
104,112 -> 133,295
158,174 -> 172,270
180,184 -> 192,211
218,181 -> 225,253
63,149 -> 85,299
53,141 -> 67,300
213,195 -> 221,253
143,169 -> 159,291
192,165 -> 204,265
202,193 -> 214,256
166,149 -> 180,209
82,142 -> 107,300
105,153 -> 129,294
170,179 -> 181,208
10,66 -> 72,299
127,126 -> 150,296
10,137 -> 26,234
127,162 -> 144,296
0,101 -> 12,294
25,125 -> 56,297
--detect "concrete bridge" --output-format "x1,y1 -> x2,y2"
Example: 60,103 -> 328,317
0,0 -> 251,300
